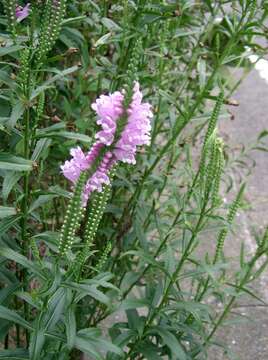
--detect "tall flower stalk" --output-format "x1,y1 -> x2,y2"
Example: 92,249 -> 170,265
59,82 -> 153,271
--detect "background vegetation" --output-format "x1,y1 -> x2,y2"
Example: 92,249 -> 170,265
0,1 -> 267,359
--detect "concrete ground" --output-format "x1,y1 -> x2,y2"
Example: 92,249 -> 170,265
212,67 -> 268,359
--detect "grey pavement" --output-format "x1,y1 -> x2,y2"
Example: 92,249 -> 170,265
212,67 -> 268,360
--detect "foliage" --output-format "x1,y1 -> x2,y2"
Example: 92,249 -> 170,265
0,1 -> 267,359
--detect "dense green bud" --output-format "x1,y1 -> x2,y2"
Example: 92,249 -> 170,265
214,183 -> 245,263
58,172 -> 87,256
211,138 -> 224,208
95,241 -> 112,273
30,238 -> 41,263
204,133 -> 218,199
3,0 -> 17,38
36,0 -> 67,62
199,93 -> 224,188
74,184 -> 112,273
204,92 -> 224,147
36,92 -> 45,121
18,48 -> 31,91
124,38 -> 143,104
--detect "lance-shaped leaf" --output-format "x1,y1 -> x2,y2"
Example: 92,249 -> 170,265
0,206 -> 17,219
0,248 -> 46,280
0,305 -> 32,331
0,348 -> 29,359
0,153 -> 33,171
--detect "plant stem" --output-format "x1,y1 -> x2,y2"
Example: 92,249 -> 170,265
124,197 -> 209,359
192,252 -> 263,358
20,102 -> 31,347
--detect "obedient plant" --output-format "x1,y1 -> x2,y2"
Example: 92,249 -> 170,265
0,1 -> 268,359
61,81 -> 152,205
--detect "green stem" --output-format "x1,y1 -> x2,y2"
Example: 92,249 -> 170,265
20,10 -> 36,343
124,199 -> 209,359
192,252 -> 262,358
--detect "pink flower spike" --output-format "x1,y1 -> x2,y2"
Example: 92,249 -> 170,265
92,91 -> 124,146
114,81 -> 153,164
62,82 -> 152,206
61,146 -> 91,184
16,3 -> 30,22
82,152 -> 115,206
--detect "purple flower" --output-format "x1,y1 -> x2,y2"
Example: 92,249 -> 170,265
114,82 -> 152,164
82,152 -> 115,205
61,82 -> 152,206
61,147 -> 90,183
16,3 -> 30,22
92,91 -> 124,145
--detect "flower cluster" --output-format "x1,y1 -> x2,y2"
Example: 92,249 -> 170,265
61,82 -> 153,206
114,82 -> 152,164
15,3 -> 30,22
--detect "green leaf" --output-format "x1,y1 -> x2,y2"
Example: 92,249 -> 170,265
81,272 -> 118,292
101,18 -> 122,32
42,287 -> 67,330
65,305 -> 76,349
137,342 -> 163,360
7,101 -> 25,128
30,66 -> 79,100
0,153 -> 33,171
62,15 -> 87,25
0,248 -> 46,280
258,130 -> 268,140
126,309 -> 144,336
31,138 -> 52,162
2,172 -> 22,201
37,131 -> 91,143
15,292 -> 41,310
74,336 -> 103,360
0,305 -> 32,331
119,298 -> 150,311
65,282 -> 110,305
0,284 -> 20,304
76,329 -> 123,357
29,194 -> 57,213
163,301 -> 210,324
0,349 -> 29,359
0,206 -> 17,219
0,215 -> 21,236
148,327 -> 187,360
0,70 -> 17,90
94,33 -> 112,47
0,45 -> 23,57
121,250 -> 169,277
88,337 -> 122,357
29,327 -> 45,360
32,231 -> 60,253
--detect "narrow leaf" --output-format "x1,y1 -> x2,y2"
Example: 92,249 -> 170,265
0,206 -> 17,219
0,248 -> 46,280
0,153 -> 33,171
0,305 -> 32,330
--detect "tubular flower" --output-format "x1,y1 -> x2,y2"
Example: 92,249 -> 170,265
92,91 -> 124,145
15,3 -> 30,22
61,82 -> 152,205
61,146 -> 90,183
82,152 -> 115,205
114,82 -> 153,164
